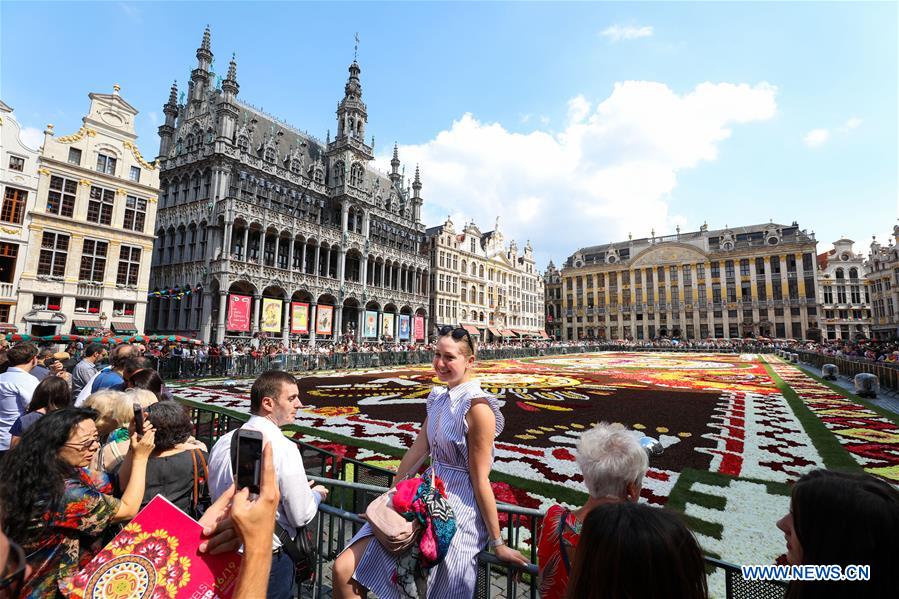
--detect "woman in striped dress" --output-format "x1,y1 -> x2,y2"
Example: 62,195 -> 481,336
332,327 -> 529,598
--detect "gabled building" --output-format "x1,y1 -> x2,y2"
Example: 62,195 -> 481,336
544,261 -> 562,340
866,226 -> 899,340
816,239 -> 871,340
15,86 -> 159,337
0,101 -> 41,332
427,216 -> 545,341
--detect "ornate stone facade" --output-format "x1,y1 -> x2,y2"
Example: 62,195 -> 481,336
561,222 -> 820,341
15,87 -> 159,337
816,239 -> 871,340
544,261 -> 562,340
0,101 -> 41,331
865,226 -> 899,339
426,216 -> 545,341
148,29 -> 429,343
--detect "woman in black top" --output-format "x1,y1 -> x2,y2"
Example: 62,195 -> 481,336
117,401 -> 207,514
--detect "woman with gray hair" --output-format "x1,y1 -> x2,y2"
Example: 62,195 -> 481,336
536,422 -> 649,599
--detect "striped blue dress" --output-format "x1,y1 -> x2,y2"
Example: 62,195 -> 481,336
347,379 -> 504,599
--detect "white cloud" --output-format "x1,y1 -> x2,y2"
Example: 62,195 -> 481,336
600,24 -> 654,42
803,128 -> 830,148
19,127 -> 43,151
377,80 -> 778,267
838,116 -> 862,133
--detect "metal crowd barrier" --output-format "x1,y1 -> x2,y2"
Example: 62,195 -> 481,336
153,344 -> 777,379
182,402 -> 785,599
793,350 -> 899,393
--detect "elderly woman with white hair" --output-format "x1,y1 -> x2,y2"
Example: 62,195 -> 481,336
536,421 -> 649,599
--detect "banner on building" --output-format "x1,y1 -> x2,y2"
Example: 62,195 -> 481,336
382,313 -> 395,339
316,305 -> 334,336
291,302 -> 309,334
398,315 -> 411,340
261,298 -> 283,333
364,310 -> 378,338
413,315 -> 425,341
226,294 -> 252,332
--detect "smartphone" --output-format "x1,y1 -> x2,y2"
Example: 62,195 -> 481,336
235,429 -> 263,494
133,403 -> 144,435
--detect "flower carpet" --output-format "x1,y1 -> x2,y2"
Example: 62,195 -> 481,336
172,351 -> 899,592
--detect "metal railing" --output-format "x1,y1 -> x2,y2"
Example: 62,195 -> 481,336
794,350 -> 899,392
182,402 -> 786,598
153,343 -> 780,379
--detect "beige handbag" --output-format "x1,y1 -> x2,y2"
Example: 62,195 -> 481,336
365,453 -> 429,555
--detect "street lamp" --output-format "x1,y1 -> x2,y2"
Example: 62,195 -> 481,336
99,312 -> 108,330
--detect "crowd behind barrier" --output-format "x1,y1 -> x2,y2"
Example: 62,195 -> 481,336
182,401 -> 788,599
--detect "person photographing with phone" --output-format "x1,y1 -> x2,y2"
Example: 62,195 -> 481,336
206,370 -> 329,599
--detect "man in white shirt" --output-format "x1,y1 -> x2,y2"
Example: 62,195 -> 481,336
207,370 -> 328,599
0,343 -> 40,452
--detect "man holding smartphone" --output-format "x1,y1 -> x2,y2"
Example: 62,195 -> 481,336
207,370 -> 329,599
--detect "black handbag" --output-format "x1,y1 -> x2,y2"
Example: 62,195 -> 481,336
229,429 -> 318,583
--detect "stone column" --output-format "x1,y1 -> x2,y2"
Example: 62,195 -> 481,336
215,291 -> 227,344
361,255 -> 369,292
301,242 -> 307,274
200,291 -> 213,342
338,248 -> 346,285
288,238 -> 295,270
341,202 -> 349,233
314,244 -> 321,277
282,299 -> 290,344
224,220 -> 233,260
309,303 -> 317,346
242,228 -> 249,261
357,309 -> 365,343
274,236 -> 281,268
333,304 -> 343,342
380,262 -> 386,288
251,294 -> 261,334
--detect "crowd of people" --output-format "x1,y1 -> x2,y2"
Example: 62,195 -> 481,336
800,338 -> 899,364
0,332 -> 895,598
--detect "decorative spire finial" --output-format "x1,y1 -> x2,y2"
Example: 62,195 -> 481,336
354,32 -> 360,62
113,83 -> 120,95
202,25 -> 211,51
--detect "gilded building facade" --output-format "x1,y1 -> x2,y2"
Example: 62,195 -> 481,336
865,226 -> 899,339
15,87 -> 159,337
427,216 -> 545,340
149,29 -> 429,344
0,101 -> 41,332
544,261 -> 562,340
816,239 -> 871,340
561,222 -> 820,341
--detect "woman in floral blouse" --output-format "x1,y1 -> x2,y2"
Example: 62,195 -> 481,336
0,407 -> 155,597
537,422 -> 648,599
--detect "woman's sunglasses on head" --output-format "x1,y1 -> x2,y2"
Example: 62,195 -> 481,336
437,326 -> 474,353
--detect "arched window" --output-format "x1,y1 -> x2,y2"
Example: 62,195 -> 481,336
333,161 -> 345,186
849,267 -> 858,280
479,265 -> 484,278
290,160 -> 301,175
461,288 -> 467,302
461,260 -> 467,274
237,136 -> 249,151
186,134 -> 195,151
264,147 -> 276,163
835,268 -> 845,280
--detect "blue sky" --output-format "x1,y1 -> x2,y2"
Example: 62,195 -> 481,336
2,1 -> 896,268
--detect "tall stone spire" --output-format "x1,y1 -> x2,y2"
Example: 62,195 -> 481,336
196,25 -> 212,69
159,80 -> 180,158
412,164 -> 422,199
166,81 -> 178,108
390,142 -> 401,183
190,26 -> 213,103
330,58 -> 372,160
222,53 -> 239,97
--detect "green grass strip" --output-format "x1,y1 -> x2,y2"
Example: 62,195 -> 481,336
762,362 -> 861,472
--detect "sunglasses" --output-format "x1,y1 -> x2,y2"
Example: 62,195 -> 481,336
437,326 -> 474,353
0,539 -> 26,595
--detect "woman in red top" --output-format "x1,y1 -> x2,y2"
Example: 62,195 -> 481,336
537,422 -> 648,599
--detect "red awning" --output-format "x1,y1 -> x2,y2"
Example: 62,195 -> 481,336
488,327 -> 503,337
539,330 -> 550,339
72,320 -> 101,328
462,325 -> 481,336
501,329 -> 515,337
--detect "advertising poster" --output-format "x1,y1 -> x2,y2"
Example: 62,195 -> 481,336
226,294 -> 251,332
414,315 -> 425,341
291,302 -> 309,334
398,314 -> 411,340
316,305 -> 334,336
382,312 -> 395,339
261,298 -> 283,332
364,310 -> 378,338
